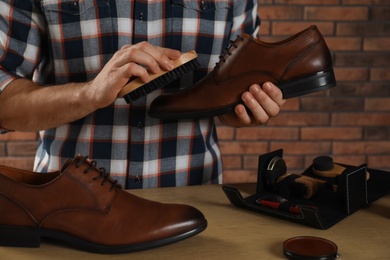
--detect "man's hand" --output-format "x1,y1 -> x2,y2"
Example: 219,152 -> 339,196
88,42 -> 181,109
218,82 -> 285,127
0,42 -> 182,132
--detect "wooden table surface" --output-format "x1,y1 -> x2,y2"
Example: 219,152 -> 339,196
1,183 -> 389,260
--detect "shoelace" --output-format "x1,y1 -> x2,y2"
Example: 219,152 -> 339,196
76,156 -> 119,191
215,35 -> 245,69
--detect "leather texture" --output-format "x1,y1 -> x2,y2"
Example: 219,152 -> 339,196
149,25 -> 336,119
0,156 -> 207,253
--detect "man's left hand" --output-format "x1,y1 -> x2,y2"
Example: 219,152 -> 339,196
218,82 -> 285,127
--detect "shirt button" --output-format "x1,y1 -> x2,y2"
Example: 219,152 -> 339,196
135,176 -> 142,184
71,1 -> 79,11
137,122 -> 143,131
200,1 -> 207,10
139,12 -> 144,20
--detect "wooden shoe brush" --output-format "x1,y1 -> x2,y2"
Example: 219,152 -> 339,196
118,50 -> 200,103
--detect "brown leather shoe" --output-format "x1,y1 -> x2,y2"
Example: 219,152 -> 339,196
0,156 -> 207,253
149,25 -> 336,119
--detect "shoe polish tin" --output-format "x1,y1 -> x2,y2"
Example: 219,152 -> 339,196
283,236 -> 339,260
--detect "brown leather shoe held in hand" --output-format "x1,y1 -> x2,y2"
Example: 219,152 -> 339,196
0,156 -> 207,254
149,25 -> 336,119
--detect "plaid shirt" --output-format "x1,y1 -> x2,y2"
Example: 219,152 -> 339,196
0,0 -> 260,189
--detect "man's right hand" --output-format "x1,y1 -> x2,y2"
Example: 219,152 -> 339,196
87,42 -> 181,109
0,43 -> 181,132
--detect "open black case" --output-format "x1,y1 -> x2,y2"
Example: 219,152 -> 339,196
222,149 -> 390,229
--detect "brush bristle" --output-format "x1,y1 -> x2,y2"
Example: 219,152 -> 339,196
123,58 -> 200,103
117,51 -> 200,103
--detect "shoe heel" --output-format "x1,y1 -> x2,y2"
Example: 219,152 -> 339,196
279,68 -> 336,99
0,225 -> 41,247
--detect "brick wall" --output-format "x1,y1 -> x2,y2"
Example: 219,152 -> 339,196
0,1 -> 389,185
0,132 -> 37,169
218,0 -> 390,183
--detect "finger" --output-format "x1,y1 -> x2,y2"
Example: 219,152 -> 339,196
120,62 -> 150,83
262,82 -> 286,106
136,42 -> 181,71
114,43 -> 163,75
114,43 -> 182,77
116,45 -> 162,74
234,104 -> 252,125
157,46 -> 182,61
248,84 -> 281,118
242,87 -> 271,123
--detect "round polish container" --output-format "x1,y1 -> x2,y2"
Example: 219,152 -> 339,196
283,236 -> 339,260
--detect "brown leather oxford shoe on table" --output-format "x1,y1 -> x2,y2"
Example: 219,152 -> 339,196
0,156 -> 207,254
149,25 -> 336,120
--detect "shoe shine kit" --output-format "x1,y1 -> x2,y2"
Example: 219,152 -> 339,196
223,149 -> 390,230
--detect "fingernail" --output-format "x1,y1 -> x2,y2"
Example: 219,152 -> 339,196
241,93 -> 247,102
242,92 -> 252,102
164,58 -> 174,70
251,84 -> 260,92
154,64 -> 161,72
264,82 -> 272,90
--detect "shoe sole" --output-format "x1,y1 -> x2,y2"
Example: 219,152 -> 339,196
0,220 -> 207,254
279,68 -> 336,99
150,68 -> 336,120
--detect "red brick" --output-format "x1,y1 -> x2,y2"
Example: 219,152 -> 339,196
281,98 -> 300,111
334,68 -> 369,81
0,143 -> 5,156
0,157 -> 35,170
275,0 -> 339,4
334,52 -> 390,67
332,113 -> 390,126
370,68 -> 390,81
236,127 -> 299,140
7,141 -> 38,156
258,0 -> 273,4
0,132 -> 37,141
305,7 -> 369,21
283,155 -> 305,170
222,155 -> 242,170
343,0 -> 389,4
367,155 -> 390,170
365,98 -> 390,111
271,22 -> 334,36
325,37 -> 362,51
257,21 -> 271,36
337,22 -> 390,36
222,170 -> 258,184
370,7 -> 390,21
243,155 -> 259,170
301,127 -> 362,140
215,126 -> 235,140
258,6 -> 303,20
267,112 -> 330,126
270,141 -> 332,155
219,141 -> 268,155
329,82 -> 389,97
333,141 -> 390,154
364,126 -> 390,140
364,38 -> 390,51
300,97 -> 363,112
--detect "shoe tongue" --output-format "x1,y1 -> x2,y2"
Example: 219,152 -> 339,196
60,155 -> 85,173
